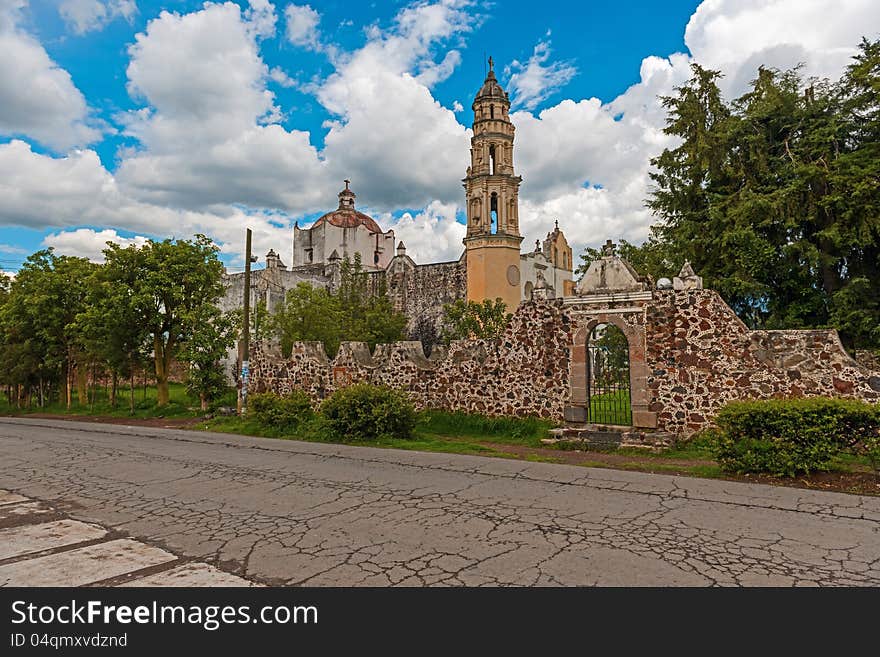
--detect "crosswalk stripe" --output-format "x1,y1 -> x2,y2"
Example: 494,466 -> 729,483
122,562 -> 262,587
0,538 -> 176,587
0,519 -> 107,561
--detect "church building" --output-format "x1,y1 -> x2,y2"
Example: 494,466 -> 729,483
221,59 -> 575,337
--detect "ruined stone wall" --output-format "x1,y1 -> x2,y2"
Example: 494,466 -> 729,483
249,299 -> 570,418
367,257 -> 467,332
247,287 -> 879,434
644,289 -> 880,434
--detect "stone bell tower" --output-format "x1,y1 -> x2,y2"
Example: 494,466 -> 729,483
463,57 -> 524,311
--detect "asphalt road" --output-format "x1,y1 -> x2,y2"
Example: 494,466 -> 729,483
1,417 -> 878,586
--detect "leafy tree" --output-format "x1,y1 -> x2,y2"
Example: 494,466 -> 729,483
269,255 -> 407,356
1,250 -> 96,408
643,40 -> 880,348
440,298 -> 510,342
76,253 -> 151,413
270,283 -> 343,356
103,235 -> 225,406
180,306 -> 237,410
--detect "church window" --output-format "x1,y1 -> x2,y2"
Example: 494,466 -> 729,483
490,192 -> 498,233
490,104 -> 494,119
489,145 -> 496,175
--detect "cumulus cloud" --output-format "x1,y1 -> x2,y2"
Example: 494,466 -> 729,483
285,3 -> 320,50
513,53 -> 692,255
507,0 -> 880,257
0,140 -> 291,267
377,201 -> 466,263
506,38 -> 577,110
116,2 -> 329,213
316,0 -> 474,209
4,0 -> 879,270
58,0 -> 136,35
0,0 -> 100,149
43,228 -> 149,262
685,0 -> 880,98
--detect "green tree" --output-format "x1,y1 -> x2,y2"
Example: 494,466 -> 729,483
180,306 -> 237,410
1,250 -> 96,408
103,235 -> 225,406
440,298 -> 510,342
76,253 -> 151,413
270,283 -> 343,356
645,40 -> 880,348
269,255 -> 406,356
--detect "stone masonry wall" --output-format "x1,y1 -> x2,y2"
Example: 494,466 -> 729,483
644,289 -> 880,434
249,299 -> 570,418
367,258 -> 467,333
248,287 -> 879,434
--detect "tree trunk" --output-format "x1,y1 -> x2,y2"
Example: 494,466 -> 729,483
200,392 -> 208,411
75,364 -> 88,406
66,361 -> 72,410
110,372 -> 118,409
39,377 -> 44,408
129,371 -> 135,416
154,335 -> 170,406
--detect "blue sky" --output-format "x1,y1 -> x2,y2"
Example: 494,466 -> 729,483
0,0 -> 876,272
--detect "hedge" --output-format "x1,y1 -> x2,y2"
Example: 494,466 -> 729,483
713,398 -> 879,476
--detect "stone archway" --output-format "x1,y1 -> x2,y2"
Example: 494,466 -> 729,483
569,313 -> 656,429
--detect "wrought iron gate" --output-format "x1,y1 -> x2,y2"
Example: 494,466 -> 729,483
586,323 -> 632,426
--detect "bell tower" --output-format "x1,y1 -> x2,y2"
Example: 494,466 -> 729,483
463,57 -> 524,311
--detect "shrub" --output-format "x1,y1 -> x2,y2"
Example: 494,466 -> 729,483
320,383 -> 416,441
248,390 -> 314,431
713,398 -> 879,476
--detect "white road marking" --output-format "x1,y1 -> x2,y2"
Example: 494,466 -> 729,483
0,519 -> 107,561
122,562 -> 262,587
0,538 -> 176,587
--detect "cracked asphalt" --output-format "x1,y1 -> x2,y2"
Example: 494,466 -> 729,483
1,417 -> 878,586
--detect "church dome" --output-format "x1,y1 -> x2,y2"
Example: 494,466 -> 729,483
313,180 -> 384,234
474,58 -> 509,102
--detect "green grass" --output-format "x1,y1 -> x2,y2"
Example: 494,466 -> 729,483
1,383 -> 237,420
415,410 -> 555,446
587,388 -> 632,426
203,413 -> 532,459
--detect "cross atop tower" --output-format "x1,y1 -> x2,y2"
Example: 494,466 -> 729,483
488,56 -> 493,72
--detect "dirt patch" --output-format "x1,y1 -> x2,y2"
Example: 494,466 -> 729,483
7,413 -> 204,430
477,440 -> 880,496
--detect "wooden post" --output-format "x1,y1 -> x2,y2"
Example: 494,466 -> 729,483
238,228 -> 253,416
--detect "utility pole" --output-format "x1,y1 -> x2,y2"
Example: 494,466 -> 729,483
238,228 -> 255,415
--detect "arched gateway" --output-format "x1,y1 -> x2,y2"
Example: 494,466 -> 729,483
586,323 -> 632,425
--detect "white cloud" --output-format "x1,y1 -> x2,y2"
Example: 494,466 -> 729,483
506,39 -> 577,110
0,243 -> 27,255
246,0 -> 277,39
58,0 -> 136,35
116,2 -> 329,213
0,140 -> 291,268
43,228 -> 149,262
685,0 -> 880,98
315,0 -> 474,209
285,3 -> 320,50
269,66 -> 295,87
0,0 -> 100,149
377,200 -> 465,263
